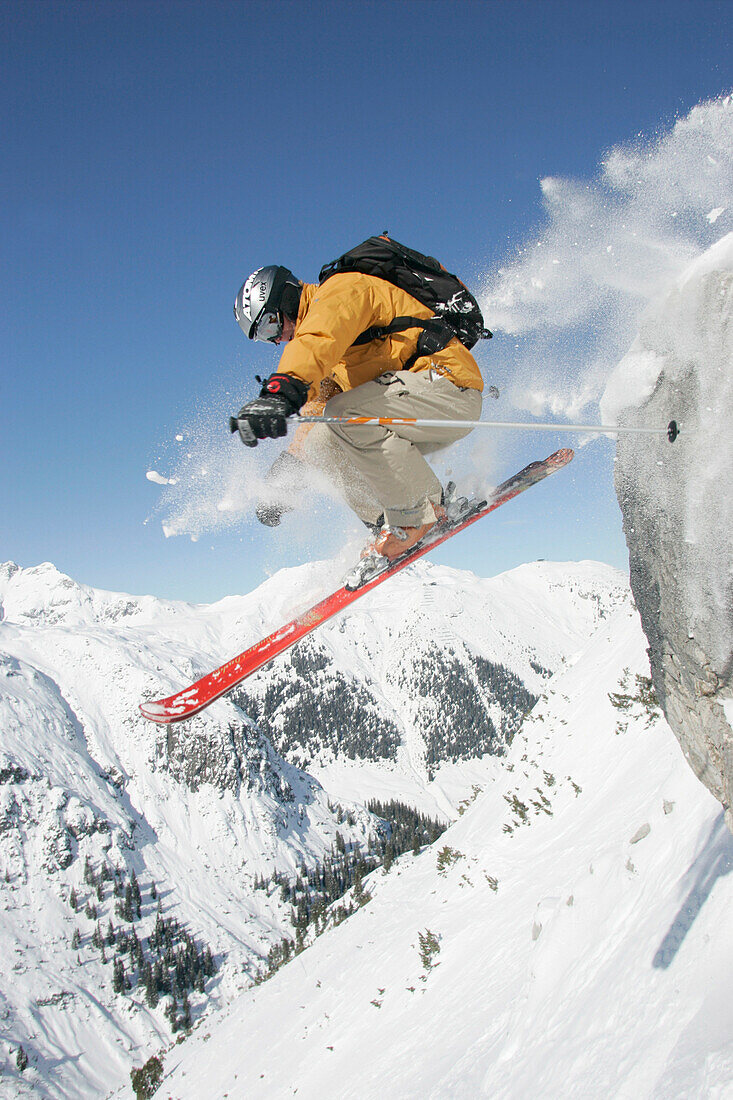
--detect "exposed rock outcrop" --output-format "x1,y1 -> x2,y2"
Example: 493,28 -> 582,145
603,236 -> 733,830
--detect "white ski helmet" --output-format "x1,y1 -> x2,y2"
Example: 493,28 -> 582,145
234,265 -> 301,342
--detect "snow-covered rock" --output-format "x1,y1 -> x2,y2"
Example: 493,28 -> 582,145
602,234 -> 733,831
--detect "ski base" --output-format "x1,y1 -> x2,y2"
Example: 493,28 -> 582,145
139,449 -> 573,724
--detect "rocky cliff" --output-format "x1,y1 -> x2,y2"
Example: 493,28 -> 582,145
602,235 -> 733,830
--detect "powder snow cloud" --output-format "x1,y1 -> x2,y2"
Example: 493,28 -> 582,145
481,94 -> 733,420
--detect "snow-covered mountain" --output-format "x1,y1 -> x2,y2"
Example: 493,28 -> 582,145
149,601 -> 733,1100
233,557 -> 628,816
0,556 -> 624,1096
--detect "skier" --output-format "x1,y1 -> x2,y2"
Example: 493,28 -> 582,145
231,259 -> 484,560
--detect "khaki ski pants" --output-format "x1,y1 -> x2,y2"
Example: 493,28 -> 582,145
316,371 -> 483,528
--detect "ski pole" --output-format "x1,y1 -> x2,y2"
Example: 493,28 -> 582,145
294,415 -> 680,442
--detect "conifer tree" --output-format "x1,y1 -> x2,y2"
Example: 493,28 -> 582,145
203,947 -> 215,977
180,991 -> 192,1030
113,957 -> 126,994
123,883 -> 134,923
130,1056 -> 164,1100
353,870 -> 370,907
131,870 -> 142,917
166,993 -> 179,1032
144,963 -> 158,1008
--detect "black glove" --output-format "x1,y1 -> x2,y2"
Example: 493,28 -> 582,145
255,451 -> 307,527
230,374 -> 309,448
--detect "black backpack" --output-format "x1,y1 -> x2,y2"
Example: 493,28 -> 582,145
318,235 -> 491,361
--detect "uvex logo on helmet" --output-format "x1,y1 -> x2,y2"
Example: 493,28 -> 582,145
243,272 -> 267,314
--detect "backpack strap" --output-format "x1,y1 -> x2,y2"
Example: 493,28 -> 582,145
351,315 -> 455,350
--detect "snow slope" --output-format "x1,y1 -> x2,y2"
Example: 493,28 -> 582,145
0,563 -> 376,1096
160,603 -> 733,1100
0,556 -> 623,1096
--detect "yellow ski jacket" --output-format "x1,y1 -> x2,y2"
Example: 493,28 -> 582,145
277,273 -> 484,400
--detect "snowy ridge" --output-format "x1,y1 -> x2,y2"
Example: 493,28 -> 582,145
236,558 -> 629,815
0,556 -> 624,1095
160,605 -> 733,1100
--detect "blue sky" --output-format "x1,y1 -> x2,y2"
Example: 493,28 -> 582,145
2,0 -> 731,603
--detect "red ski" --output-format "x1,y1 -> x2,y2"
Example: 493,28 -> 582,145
139,448 -> 573,724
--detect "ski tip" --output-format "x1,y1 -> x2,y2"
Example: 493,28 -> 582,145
139,699 -> 194,724
139,701 -> 174,724
139,683 -> 205,724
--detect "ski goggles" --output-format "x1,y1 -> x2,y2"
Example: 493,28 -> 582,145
249,307 -> 283,344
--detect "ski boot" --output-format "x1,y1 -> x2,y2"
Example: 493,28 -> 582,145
343,503 -> 449,590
